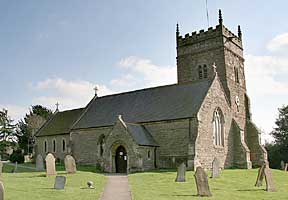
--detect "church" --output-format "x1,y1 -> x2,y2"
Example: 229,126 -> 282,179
35,10 -> 267,173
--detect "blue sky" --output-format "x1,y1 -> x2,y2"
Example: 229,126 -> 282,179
1,0 -> 288,142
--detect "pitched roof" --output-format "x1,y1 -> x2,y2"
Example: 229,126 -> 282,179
126,123 -> 159,147
73,80 -> 212,129
35,108 -> 84,137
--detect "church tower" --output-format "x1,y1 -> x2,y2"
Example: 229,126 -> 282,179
176,10 -> 247,130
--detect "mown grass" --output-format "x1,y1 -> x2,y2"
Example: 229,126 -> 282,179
2,162 -> 106,200
128,169 -> 288,200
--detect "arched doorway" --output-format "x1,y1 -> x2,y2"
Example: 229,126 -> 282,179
115,146 -> 127,173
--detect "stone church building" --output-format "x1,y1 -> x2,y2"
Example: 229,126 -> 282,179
35,10 -> 267,173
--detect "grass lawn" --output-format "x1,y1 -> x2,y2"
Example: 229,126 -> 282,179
2,163 -> 106,200
129,169 -> 288,200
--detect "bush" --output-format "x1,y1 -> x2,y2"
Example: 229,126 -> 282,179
9,149 -> 24,163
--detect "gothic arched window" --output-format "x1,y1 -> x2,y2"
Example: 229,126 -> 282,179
62,139 -> 66,152
44,140 -> 48,153
203,65 -> 208,78
52,139 -> 56,153
234,66 -> 239,83
213,108 -> 224,147
198,65 -> 203,79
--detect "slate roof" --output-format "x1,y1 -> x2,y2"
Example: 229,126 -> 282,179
35,108 -> 84,137
73,80 -> 212,129
126,123 -> 159,147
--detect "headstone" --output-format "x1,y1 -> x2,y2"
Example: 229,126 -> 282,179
175,162 -> 186,182
0,181 -> 4,200
54,176 -> 66,190
280,160 -> 285,170
36,154 -> 44,171
87,181 -> 94,189
45,153 -> 56,176
264,167 -> 277,192
194,167 -> 212,197
211,157 -> 220,178
255,164 -> 265,187
12,162 -> 18,173
285,163 -> 288,171
64,155 -> 77,174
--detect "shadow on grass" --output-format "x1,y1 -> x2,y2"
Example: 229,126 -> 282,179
237,189 -> 265,192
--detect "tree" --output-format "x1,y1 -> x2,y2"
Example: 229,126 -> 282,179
0,109 -> 16,157
16,105 -> 53,154
266,105 -> 288,168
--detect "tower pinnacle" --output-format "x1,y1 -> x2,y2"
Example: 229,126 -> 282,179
176,23 -> 180,37
218,9 -> 223,25
238,25 -> 242,39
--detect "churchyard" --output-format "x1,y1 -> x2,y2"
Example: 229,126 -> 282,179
1,161 -> 288,200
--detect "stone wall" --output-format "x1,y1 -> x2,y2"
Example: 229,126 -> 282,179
196,76 -> 233,170
35,134 -> 70,161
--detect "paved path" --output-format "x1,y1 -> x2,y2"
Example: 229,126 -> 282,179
100,174 -> 131,200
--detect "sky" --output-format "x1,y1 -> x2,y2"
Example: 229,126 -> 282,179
0,0 -> 288,143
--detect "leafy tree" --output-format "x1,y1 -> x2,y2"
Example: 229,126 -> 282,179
0,109 -> 16,157
16,105 -> 53,154
267,105 -> 288,168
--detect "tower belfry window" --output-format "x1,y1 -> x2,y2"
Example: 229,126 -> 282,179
198,65 -> 203,79
234,67 -> 239,83
203,65 -> 208,78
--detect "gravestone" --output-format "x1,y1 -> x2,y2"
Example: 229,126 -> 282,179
175,162 -> 186,182
45,153 -> 56,176
194,167 -> 212,197
54,176 -> 66,190
280,161 -> 285,170
264,167 -> 277,192
0,181 -> 4,200
87,181 -> 94,189
12,162 -> 18,173
211,157 -> 220,178
285,163 -> 288,171
36,154 -> 44,171
255,163 -> 277,192
64,155 -> 77,174
255,164 -> 265,187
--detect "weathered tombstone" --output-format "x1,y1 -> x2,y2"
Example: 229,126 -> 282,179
175,162 -> 186,182
264,167 -> 277,192
45,153 -> 56,176
87,181 -> 94,189
12,162 -> 18,173
285,163 -> 288,171
194,167 -> 212,197
280,160 -> 285,170
54,176 -> 66,190
64,155 -> 77,174
255,164 -> 265,187
211,157 -> 220,178
36,154 -> 44,171
0,181 -> 4,200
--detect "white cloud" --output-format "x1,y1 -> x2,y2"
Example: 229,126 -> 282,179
0,104 -> 28,122
267,32 -> 288,52
31,78 -> 115,111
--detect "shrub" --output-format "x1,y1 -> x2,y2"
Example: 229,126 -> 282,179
9,149 -> 25,163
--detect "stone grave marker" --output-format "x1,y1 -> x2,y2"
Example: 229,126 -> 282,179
211,157 -> 220,178
194,166 -> 212,197
264,167 -> 277,192
87,181 -> 94,189
54,176 -> 66,190
64,155 -> 77,174
285,163 -> 288,171
175,162 -> 186,182
45,153 -> 56,177
12,162 -> 18,173
280,160 -> 285,170
0,181 -> 4,200
255,164 -> 265,187
36,154 -> 44,171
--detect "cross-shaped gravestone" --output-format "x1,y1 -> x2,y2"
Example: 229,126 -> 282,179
54,176 -> 66,190
211,157 -> 220,178
194,167 -> 212,197
64,155 -> 77,174
36,154 -> 44,171
175,162 -> 186,182
45,153 -> 57,177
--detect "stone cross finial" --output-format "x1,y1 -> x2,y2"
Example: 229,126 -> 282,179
238,25 -> 242,39
212,63 -> 217,74
218,9 -> 223,25
55,102 -> 59,112
94,86 -> 99,97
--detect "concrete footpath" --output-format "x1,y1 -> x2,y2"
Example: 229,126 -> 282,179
100,174 -> 132,200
